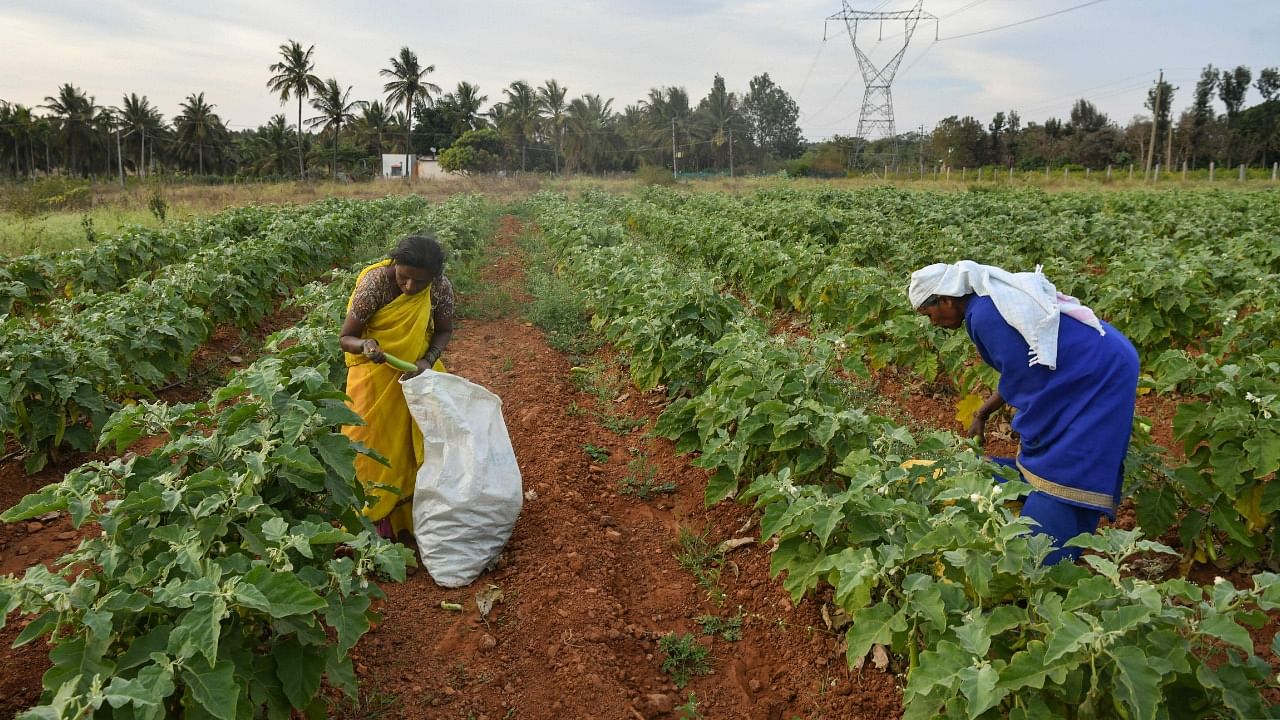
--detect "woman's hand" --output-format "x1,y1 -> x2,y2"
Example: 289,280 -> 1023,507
361,339 -> 386,364
967,391 -> 1006,445
402,358 -> 433,379
966,413 -> 987,443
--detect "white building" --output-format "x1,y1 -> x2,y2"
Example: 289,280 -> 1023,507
381,153 -> 445,179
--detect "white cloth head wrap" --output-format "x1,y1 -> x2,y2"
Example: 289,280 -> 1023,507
908,260 -> 1104,369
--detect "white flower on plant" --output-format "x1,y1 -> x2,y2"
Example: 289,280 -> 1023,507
1245,392 -> 1259,403
1214,576 -> 1227,585
969,493 -> 983,503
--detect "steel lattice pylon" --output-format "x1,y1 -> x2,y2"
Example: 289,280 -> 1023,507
826,1 -> 935,166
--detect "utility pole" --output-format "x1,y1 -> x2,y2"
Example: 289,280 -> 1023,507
728,128 -> 734,178
672,118 -> 678,180
827,1 -> 936,169
141,130 -> 146,180
1144,69 -> 1162,180
116,128 -> 124,187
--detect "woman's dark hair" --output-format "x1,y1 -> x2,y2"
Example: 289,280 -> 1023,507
389,234 -> 445,277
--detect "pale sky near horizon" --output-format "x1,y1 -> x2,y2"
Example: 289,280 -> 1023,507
2,0 -> 1277,140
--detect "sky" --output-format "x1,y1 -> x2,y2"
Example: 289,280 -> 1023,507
2,0 -> 1278,141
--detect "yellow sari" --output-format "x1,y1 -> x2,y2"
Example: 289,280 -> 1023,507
342,260 -> 445,534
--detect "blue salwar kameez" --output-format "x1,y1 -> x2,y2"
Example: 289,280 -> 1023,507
966,295 -> 1140,564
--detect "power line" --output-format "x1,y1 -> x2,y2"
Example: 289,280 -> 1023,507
939,0 -> 1109,41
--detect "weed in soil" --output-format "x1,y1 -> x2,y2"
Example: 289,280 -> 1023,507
658,633 -> 713,689
696,612 -> 743,642
329,687 -> 401,719
583,443 -> 610,464
675,526 -> 727,604
676,692 -> 705,720
598,411 -> 645,435
620,456 -> 677,499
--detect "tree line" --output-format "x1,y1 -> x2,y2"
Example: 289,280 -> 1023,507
2,46 -> 1276,181
0,40 -> 804,181
803,64 -> 1280,176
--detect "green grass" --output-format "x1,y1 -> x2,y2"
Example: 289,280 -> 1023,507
696,613 -> 743,642
658,633 -> 713,689
0,208 -> 166,255
675,527 -> 726,604
620,456 -> 677,499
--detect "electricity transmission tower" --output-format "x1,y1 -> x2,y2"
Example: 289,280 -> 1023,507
826,1 -> 936,168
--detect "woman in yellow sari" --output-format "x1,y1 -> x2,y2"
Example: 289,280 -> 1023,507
339,234 -> 454,541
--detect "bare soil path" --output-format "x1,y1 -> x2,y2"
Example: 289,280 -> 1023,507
337,217 -> 901,719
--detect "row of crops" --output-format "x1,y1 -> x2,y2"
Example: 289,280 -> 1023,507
526,188 -> 1280,719
0,195 -> 494,718
0,196 -> 485,473
589,185 -> 1280,568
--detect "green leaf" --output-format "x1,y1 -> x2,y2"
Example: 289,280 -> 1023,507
241,566 -> 327,618
0,486 -> 66,522
275,637 -> 326,709
168,596 -> 226,664
1043,611 -> 1097,664
844,601 -> 906,664
14,611 -> 58,647
323,593 -> 371,655
181,657 -> 238,720
704,466 -> 738,506
103,676 -> 162,710
905,640 -> 968,698
996,640 -> 1074,692
1198,607 -> 1253,653
1108,645 -> 1160,720
324,649 -> 358,700
117,627 -> 172,671
958,662 -> 1005,719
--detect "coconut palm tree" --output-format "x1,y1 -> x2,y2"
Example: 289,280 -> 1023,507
115,93 -> 164,178
538,79 -> 568,173
248,115 -> 294,176
266,39 -> 323,179
449,82 -> 488,133
565,94 -> 615,173
643,86 -> 695,172
380,47 -> 440,181
0,103 -> 16,177
498,81 -> 539,171
307,78 -> 363,179
173,92 -> 223,175
352,101 -> 393,159
696,74 -> 747,171
42,83 -> 98,176
11,104 -> 38,178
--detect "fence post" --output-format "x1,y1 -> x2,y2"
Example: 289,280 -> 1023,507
1182,160 -> 1187,182
1106,164 -> 1112,179
978,167 -> 983,181
1045,166 -> 1050,178
1239,164 -> 1246,182
1128,164 -> 1134,180
1009,166 -> 1013,180
1210,161 -> 1215,182
1154,163 -> 1160,182
1273,162 -> 1278,181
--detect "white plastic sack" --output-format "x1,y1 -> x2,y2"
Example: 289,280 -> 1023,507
401,370 -> 523,588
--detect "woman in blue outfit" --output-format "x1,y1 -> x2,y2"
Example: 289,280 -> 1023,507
908,261 -> 1140,565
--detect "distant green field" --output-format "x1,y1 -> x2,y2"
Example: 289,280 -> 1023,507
0,208 -> 172,256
